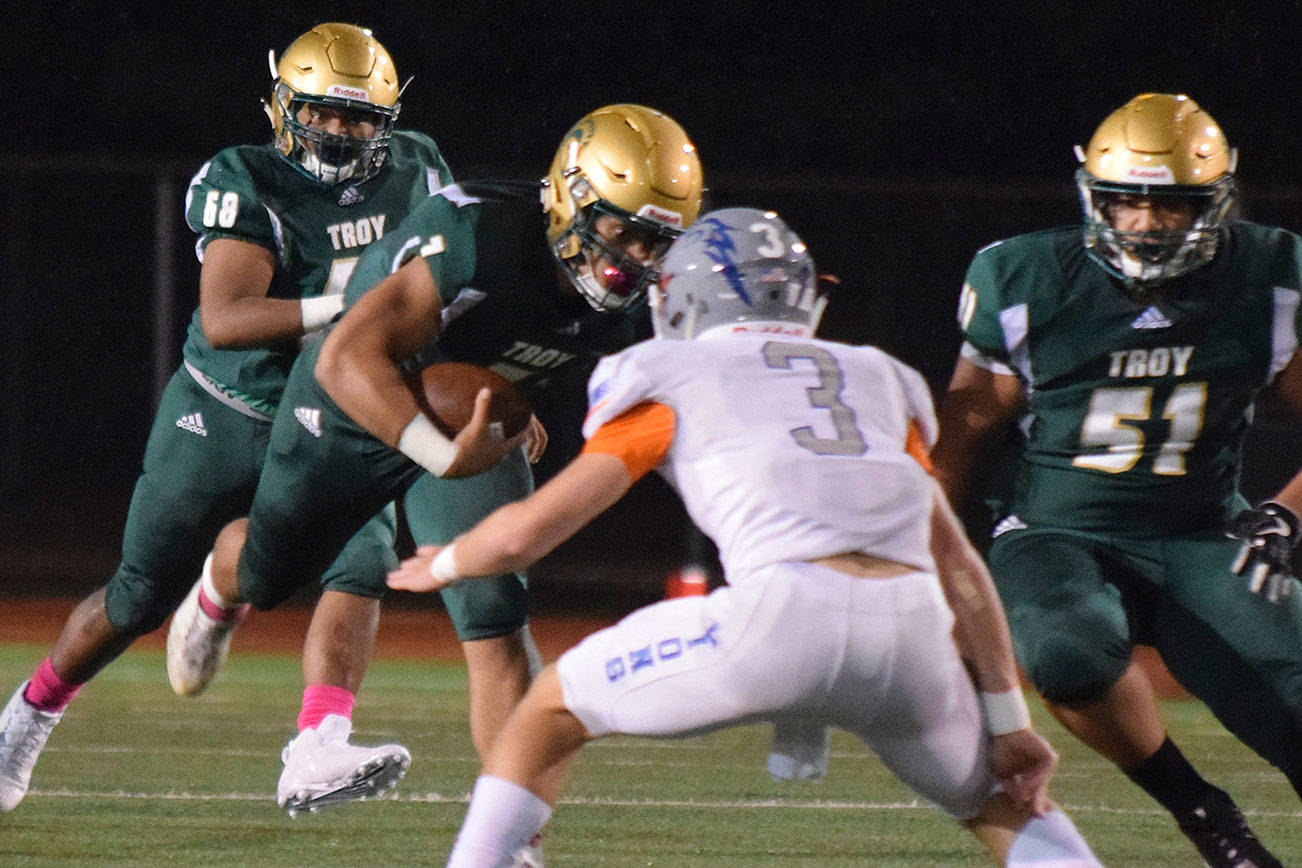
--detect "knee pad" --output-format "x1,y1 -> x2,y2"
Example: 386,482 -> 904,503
441,573 -> 528,641
1015,615 -> 1129,705
104,565 -> 189,635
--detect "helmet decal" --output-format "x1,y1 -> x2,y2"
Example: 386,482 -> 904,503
689,217 -> 752,304
652,208 -> 820,340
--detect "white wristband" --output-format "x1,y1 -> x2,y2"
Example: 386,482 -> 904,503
397,415 -> 458,477
301,294 -> 345,333
979,688 -> 1031,736
429,542 -> 462,584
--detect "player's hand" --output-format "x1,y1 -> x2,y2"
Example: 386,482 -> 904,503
523,414 -> 548,464
387,545 -> 449,593
987,728 -> 1056,817
444,389 -> 529,478
1226,501 -> 1300,603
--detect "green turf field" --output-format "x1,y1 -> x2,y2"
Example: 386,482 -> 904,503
0,643 -> 1296,866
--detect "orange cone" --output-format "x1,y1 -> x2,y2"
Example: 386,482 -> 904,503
664,564 -> 709,598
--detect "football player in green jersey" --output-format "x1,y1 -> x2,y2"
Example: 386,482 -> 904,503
165,105 -> 703,827
0,23 -> 453,814
932,93 -> 1300,867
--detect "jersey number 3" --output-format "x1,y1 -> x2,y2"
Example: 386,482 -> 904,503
763,342 -> 868,457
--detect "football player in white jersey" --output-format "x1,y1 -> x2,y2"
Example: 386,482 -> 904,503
388,208 -> 1103,866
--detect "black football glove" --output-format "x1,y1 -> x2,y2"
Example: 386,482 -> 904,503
1226,501 -> 1300,603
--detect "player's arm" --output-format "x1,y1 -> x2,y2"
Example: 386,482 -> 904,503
318,255 -> 535,479
316,254 -> 442,447
413,451 -> 633,583
930,353 -> 1026,511
389,402 -> 674,590
198,238 -> 328,348
930,481 -> 1019,695
929,481 -> 1054,814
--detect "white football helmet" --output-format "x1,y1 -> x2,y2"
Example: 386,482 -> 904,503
651,207 -> 824,340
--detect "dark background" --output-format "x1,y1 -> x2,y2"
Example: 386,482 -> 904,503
5,1 -> 1302,609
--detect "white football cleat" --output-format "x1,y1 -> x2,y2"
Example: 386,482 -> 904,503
0,682 -> 62,811
510,841 -> 545,867
277,714 -> 411,817
166,578 -> 248,696
767,719 -> 830,782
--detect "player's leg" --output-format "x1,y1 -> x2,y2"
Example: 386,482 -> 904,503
990,529 -> 1281,867
448,666 -> 588,868
405,458 -> 549,860
167,362 -> 416,695
964,795 -> 1102,867
830,568 -> 1098,865
277,507 -> 410,815
1118,532 -> 1301,865
767,717 -> 830,781
0,370 -> 266,811
451,574 -> 805,864
1158,533 -> 1302,791
405,455 -> 538,762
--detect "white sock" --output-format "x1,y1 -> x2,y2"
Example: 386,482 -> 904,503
447,775 -> 552,868
199,553 -> 237,610
1006,809 -> 1103,867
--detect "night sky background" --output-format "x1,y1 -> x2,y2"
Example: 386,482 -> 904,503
14,2 -> 1302,184
6,1 -> 1302,602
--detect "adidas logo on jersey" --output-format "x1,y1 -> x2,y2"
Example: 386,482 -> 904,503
294,407 -> 323,438
1130,306 -> 1172,330
992,514 -> 1027,538
338,186 -> 364,207
176,412 -> 208,437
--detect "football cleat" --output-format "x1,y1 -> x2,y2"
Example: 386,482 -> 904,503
166,578 -> 249,696
0,682 -> 62,811
1177,788 -> 1283,868
766,719 -> 830,782
277,714 -> 411,817
510,834 -> 545,868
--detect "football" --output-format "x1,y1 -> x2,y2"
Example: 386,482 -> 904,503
406,362 -> 532,439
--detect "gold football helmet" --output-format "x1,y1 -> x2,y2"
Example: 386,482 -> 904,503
1076,93 -> 1238,288
264,23 -> 404,185
542,104 -> 704,311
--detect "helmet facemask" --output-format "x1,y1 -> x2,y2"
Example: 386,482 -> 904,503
1078,169 -> 1236,290
553,185 -> 682,313
272,83 -> 397,185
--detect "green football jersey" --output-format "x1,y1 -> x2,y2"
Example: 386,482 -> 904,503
958,222 -> 1302,536
181,130 -> 453,415
342,179 -> 637,403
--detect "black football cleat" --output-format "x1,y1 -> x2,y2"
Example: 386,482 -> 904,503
1176,789 -> 1283,868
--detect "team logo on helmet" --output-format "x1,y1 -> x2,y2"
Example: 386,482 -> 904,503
687,217 -> 752,304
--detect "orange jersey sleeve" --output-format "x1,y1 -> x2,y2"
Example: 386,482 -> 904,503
580,401 -> 676,482
905,419 -> 934,474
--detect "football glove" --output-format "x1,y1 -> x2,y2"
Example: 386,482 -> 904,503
1226,501 -> 1300,603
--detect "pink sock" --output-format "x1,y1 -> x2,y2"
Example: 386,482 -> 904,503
197,586 -> 243,622
297,684 -> 355,731
23,658 -> 83,713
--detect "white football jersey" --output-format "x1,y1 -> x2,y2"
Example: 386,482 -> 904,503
583,332 -> 939,581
